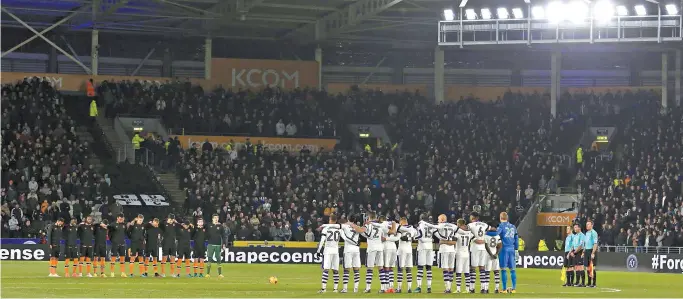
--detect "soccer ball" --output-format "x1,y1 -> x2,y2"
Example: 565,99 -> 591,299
269,276 -> 278,284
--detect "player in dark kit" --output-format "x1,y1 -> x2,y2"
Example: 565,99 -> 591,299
176,220 -> 193,277
127,214 -> 146,277
108,214 -> 128,277
160,214 -> 180,277
47,218 -> 65,277
78,216 -> 95,277
191,218 -> 207,277
94,219 -> 110,277
64,219 -> 80,277
144,218 -> 162,277
205,214 -> 227,278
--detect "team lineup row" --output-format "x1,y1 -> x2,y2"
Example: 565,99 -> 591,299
45,214 -> 228,278
314,211 -> 520,294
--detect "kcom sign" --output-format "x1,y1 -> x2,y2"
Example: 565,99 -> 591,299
536,212 -> 577,226
212,58 -> 319,90
232,69 -> 299,88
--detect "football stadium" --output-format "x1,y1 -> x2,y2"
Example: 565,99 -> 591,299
1,0 -> 683,298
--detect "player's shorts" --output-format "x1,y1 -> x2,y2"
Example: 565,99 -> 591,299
383,249 -> 397,267
417,249 -> 434,266
485,257 -> 500,271
438,252 -> 456,269
456,253 -> 470,273
573,250 -> 584,266
498,250 -> 516,269
79,245 -> 93,258
65,246 -> 79,259
128,242 -> 144,257
398,249 -> 413,268
193,247 -> 206,259
366,250 -> 384,268
470,249 -> 487,267
564,252 -> 573,267
50,245 -> 61,258
111,244 -> 126,257
162,244 -> 177,256
584,252 -> 596,267
343,251 -> 361,268
322,253 -> 339,270
146,246 -> 159,258
177,246 -> 192,259
94,244 -> 108,258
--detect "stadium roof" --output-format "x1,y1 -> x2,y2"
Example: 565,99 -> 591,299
1,0 -> 452,47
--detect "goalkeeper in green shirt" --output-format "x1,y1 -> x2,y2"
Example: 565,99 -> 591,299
206,214 -> 227,278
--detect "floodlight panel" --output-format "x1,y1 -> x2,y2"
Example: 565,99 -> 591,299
481,8 -> 492,19
497,7 -> 510,19
444,9 -> 455,21
465,8 -> 477,20
665,4 -> 678,15
593,0 -> 614,23
532,6 -> 546,19
512,8 -> 524,19
616,5 -> 628,16
547,1 -> 565,23
634,5 -> 646,16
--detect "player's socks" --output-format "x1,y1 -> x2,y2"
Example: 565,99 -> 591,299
199,260 -> 205,274
78,257 -> 84,274
139,257 -> 145,275
580,270 -> 585,285
207,262 -> 212,274
483,271 -> 489,290
442,269 -> 448,289
153,258 -> 159,274
365,268 -> 373,290
501,270 -> 508,290
379,268 -> 385,290
217,265 -> 222,275
416,266 -> 423,287
353,269 -> 360,290
426,266 -> 432,288
193,261 -> 198,274
64,259 -> 70,276
86,258 -> 92,274
321,270 -> 329,290
100,259 -> 106,274
170,257 -> 176,275
119,257 -> 125,274
343,269 -> 350,290
565,269 -> 572,285
388,268 -> 394,288
464,272 -> 470,290
176,259 -> 182,275
397,268 -> 403,289
494,270 -> 500,290
592,270 -> 597,286
185,259 -> 190,275
161,257 -> 167,275
406,268 -> 412,289
510,269 -> 517,289
333,270 -> 339,290
456,272 -> 462,290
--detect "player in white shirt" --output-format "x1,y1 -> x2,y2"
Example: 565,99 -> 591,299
381,217 -> 400,293
348,212 -> 394,293
396,217 -> 417,293
316,214 -> 342,293
467,212 -> 491,293
454,219 -> 474,293
339,218 -> 361,293
433,214 -> 459,294
484,227 -> 502,293
414,214 -> 436,293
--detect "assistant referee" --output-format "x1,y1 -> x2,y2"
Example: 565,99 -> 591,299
584,220 -> 599,288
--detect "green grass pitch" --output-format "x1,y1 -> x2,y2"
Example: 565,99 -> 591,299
1,261 -> 682,298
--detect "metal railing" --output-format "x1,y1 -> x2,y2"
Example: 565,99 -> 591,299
117,147 -> 155,166
600,245 -> 683,254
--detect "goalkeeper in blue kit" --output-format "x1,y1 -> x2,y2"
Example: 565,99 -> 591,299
496,212 -> 519,293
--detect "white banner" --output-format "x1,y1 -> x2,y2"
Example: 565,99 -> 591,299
113,194 -> 169,207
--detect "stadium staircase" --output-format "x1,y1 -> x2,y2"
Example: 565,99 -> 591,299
74,127 -> 103,171
157,173 -> 186,212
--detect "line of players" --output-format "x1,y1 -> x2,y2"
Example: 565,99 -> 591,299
46,213 -> 228,278
316,211 -> 520,294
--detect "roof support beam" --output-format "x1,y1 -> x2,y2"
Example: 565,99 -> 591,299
281,0 -> 404,41
175,0 -> 266,29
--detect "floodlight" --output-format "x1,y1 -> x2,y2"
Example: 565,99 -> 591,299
459,0 -> 468,8
546,1 -> 564,23
665,4 -> 678,15
616,5 -> 628,16
532,6 -> 546,19
593,0 -> 614,23
634,5 -> 646,16
497,7 -> 510,19
512,8 -> 524,19
465,8 -> 477,20
481,8 -> 492,19
444,9 -> 455,21
566,1 -> 589,24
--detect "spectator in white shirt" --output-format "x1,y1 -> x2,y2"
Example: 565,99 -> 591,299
28,177 -> 38,193
525,184 -> 534,201
285,122 -> 297,136
276,119 -> 285,136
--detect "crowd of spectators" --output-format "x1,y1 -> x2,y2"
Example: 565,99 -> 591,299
5,75 -> 683,249
0,77 -> 116,239
576,90 -> 683,248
